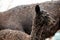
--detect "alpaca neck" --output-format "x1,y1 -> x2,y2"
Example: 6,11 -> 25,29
31,15 -> 47,40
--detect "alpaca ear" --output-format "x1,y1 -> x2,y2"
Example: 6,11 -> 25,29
35,5 -> 42,15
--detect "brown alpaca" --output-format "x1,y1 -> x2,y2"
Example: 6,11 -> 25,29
0,29 -> 31,40
31,5 -> 60,40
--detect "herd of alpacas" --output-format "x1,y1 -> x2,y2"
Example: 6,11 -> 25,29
0,1 -> 60,40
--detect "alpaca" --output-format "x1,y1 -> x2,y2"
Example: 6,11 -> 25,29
0,29 -> 31,40
31,5 -> 60,40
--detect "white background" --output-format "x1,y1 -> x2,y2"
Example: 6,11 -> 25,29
0,0 -> 51,12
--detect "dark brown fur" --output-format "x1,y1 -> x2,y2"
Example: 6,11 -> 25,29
31,5 -> 60,40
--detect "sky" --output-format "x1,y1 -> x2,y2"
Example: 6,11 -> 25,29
0,0 -> 51,12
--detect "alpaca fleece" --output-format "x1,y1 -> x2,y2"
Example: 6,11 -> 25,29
0,29 -> 30,40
